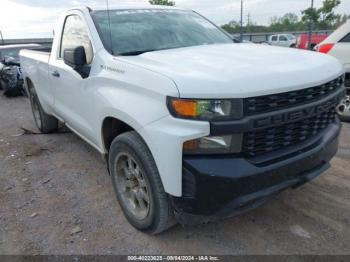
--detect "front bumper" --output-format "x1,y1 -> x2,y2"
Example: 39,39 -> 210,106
171,120 -> 341,224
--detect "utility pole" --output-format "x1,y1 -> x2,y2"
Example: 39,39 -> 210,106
308,0 -> 314,50
240,0 -> 244,42
0,30 -> 4,45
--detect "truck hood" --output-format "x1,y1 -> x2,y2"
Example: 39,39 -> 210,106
121,43 -> 344,98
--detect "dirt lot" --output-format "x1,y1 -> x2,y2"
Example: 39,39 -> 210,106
0,94 -> 349,255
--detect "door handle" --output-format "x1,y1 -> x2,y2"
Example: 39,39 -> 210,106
51,71 -> 60,78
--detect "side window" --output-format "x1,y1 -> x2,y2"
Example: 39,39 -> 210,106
60,15 -> 93,64
271,36 -> 278,41
340,33 -> 350,43
279,35 -> 288,41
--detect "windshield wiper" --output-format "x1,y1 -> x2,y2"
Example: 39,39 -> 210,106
118,49 -> 157,56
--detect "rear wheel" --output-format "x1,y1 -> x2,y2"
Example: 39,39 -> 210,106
29,88 -> 58,133
109,131 -> 176,235
336,95 -> 350,122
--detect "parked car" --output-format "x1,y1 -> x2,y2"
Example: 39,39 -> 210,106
231,36 -> 253,43
296,33 -> 328,50
0,44 -> 42,62
0,56 -> 25,97
20,5 -> 345,234
315,20 -> 350,121
0,44 -> 44,96
268,34 -> 297,47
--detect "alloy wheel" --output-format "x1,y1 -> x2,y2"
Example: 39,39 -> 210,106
115,153 -> 150,220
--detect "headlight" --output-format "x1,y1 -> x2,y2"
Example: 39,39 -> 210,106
167,97 -> 243,121
183,134 -> 243,155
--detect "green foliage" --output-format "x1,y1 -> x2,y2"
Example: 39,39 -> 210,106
335,14 -> 350,27
301,0 -> 341,29
270,13 -> 305,32
301,7 -> 320,24
149,0 -> 175,6
222,0 -> 346,34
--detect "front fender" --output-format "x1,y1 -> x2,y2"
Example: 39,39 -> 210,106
139,116 -> 210,197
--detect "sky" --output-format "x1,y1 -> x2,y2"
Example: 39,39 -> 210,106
1,0 -> 350,39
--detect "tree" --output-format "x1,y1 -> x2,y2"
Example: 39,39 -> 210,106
270,13 -> 302,32
301,7 -> 320,25
319,0 -> 341,29
335,14 -> 350,27
221,0 -> 347,35
149,0 -> 175,6
301,0 -> 341,29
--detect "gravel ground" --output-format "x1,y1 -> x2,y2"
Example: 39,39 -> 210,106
0,94 -> 349,255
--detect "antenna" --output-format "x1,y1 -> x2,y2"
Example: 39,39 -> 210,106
106,0 -> 114,55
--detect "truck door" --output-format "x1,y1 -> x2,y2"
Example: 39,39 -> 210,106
278,35 -> 289,47
270,35 -> 278,46
49,14 -> 97,145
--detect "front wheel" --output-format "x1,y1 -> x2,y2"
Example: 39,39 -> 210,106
29,88 -> 59,133
109,131 -> 176,235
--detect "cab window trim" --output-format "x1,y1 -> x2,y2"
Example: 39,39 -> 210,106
339,32 -> 350,43
58,14 -> 95,62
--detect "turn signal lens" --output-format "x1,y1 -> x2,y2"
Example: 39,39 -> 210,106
167,97 -> 243,121
170,99 -> 198,118
183,140 -> 199,151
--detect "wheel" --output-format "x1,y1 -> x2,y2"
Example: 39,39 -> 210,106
29,87 -> 59,133
109,131 -> 176,235
336,95 -> 350,122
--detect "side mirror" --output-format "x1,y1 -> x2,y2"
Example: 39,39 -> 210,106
63,46 -> 86,68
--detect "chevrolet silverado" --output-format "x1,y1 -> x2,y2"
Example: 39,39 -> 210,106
20,5 -> 346,234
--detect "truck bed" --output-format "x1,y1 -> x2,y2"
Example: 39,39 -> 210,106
19,49 -> 53,109
20,49 -> 51,64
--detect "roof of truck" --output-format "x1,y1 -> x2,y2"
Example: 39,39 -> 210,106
76,4 -> 185,12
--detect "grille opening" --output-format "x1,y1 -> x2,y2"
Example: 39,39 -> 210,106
345,73 -> 350,88
242,109 -> 337,157
244,76 -> 343,116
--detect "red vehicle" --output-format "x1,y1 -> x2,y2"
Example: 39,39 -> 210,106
296,33 -> 328,50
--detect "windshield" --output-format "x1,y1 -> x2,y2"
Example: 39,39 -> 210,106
286,35 -> 296,40
91,9 -> 233,56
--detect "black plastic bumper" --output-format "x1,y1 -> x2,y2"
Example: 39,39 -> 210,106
171,121 -> 341,224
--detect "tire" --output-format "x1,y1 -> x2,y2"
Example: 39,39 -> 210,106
336,95 -> 350,122
29,87 -> 59,133
109,131 -> 176,235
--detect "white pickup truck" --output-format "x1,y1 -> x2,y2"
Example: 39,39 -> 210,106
20,5 -> 346,234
